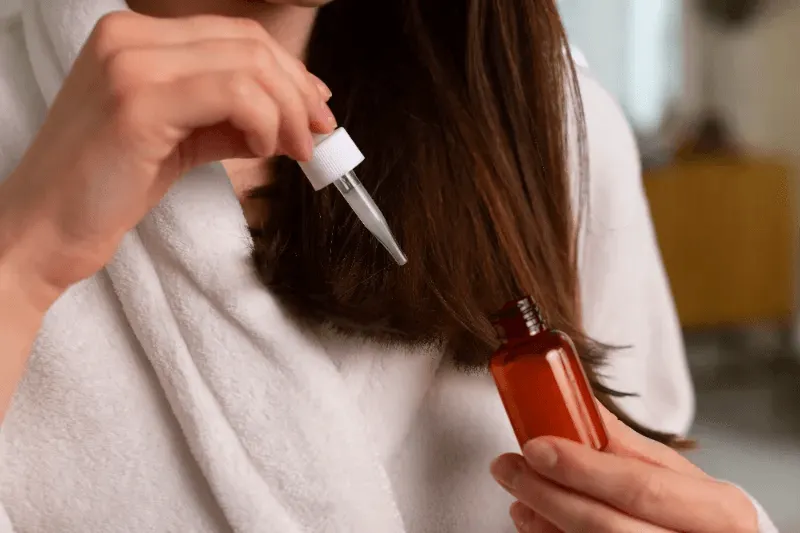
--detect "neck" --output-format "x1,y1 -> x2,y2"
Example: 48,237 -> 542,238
125,1 -> 318,60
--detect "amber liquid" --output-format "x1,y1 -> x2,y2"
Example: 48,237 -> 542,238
490,329 -> 609,450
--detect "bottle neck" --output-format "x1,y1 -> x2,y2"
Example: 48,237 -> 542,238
490,296 -> 548,345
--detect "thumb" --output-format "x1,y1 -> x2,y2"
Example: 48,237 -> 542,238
598,402 -> 709,479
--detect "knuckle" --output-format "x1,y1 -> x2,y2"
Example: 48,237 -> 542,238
285,57 -> 310,78
225,74 -> 258,106
623,470 -> 664,514
226,72 -> 253,95
90,12 -> 133,57
244,40 -> 277,74
296,62 -> 310,76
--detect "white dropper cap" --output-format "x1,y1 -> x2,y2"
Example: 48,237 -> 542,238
297,128 -> 408,266
298,129 -> 364,191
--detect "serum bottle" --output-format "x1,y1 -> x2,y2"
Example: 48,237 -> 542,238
489,296 -> 609,450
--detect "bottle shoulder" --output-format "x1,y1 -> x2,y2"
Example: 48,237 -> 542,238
490,330 -> 576,367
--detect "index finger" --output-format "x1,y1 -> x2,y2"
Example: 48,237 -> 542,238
150,16 -> 327,91
91,14 -> 331,100
93,13 -> 271,49
599,403 -> 707,478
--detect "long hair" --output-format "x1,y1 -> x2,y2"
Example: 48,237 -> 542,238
251,0 -> 685,446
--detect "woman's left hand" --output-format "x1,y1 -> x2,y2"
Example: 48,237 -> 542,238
490,406 -> 759,533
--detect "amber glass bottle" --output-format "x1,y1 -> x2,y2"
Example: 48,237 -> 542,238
489,296 -> 609,450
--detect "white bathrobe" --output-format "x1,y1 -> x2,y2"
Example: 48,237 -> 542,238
0,1 -> 771,532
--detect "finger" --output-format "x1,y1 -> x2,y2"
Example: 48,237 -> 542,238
523,438 -> 758,533
107,39 -> 335,132
126,71 -> 304,169
256,52 -> 335,135
164,16 -> 334,102
89,13 -> 333,103
492,454 -> 672,533
598,403 -> 707,478
91,13 -> 270,53
249,30 -> 335,114
107,39 -> 279,84
309,73 -> 333,102
160,38 -> 318,157
250,50 -> 319,160
510,502 -> 562,533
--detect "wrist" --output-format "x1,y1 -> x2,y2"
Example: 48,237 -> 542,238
0,244 -> 63,318
0,182 -> 65,314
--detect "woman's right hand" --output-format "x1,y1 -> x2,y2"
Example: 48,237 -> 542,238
0,11 -> 334,310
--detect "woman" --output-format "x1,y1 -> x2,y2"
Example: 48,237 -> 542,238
0,0 -> 776,531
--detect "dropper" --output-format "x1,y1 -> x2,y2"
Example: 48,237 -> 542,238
297,128 -> 407,266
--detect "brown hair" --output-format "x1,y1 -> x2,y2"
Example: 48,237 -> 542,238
251,0 -> 684,446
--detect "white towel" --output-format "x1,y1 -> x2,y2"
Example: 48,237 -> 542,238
3,1 -> 410,531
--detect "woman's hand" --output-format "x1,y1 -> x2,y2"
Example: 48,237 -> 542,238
490,406 -> 759,533
0,11 -> 334,309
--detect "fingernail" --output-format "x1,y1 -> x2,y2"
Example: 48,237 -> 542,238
523,440 -> 558,471
322,103 -> 337,127
490,455 -> 524,491
312,75 -> 332,100
510,502 -> 536,532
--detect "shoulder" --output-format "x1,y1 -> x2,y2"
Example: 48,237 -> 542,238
574,68 -> 644,231
0,13 -> 47,181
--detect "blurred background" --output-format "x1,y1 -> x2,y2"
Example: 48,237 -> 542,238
0,0 -> 14,17
561,0 -> 800,530
2,0 -> 798,528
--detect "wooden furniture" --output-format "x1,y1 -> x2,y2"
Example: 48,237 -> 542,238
644,156 -> 797,328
